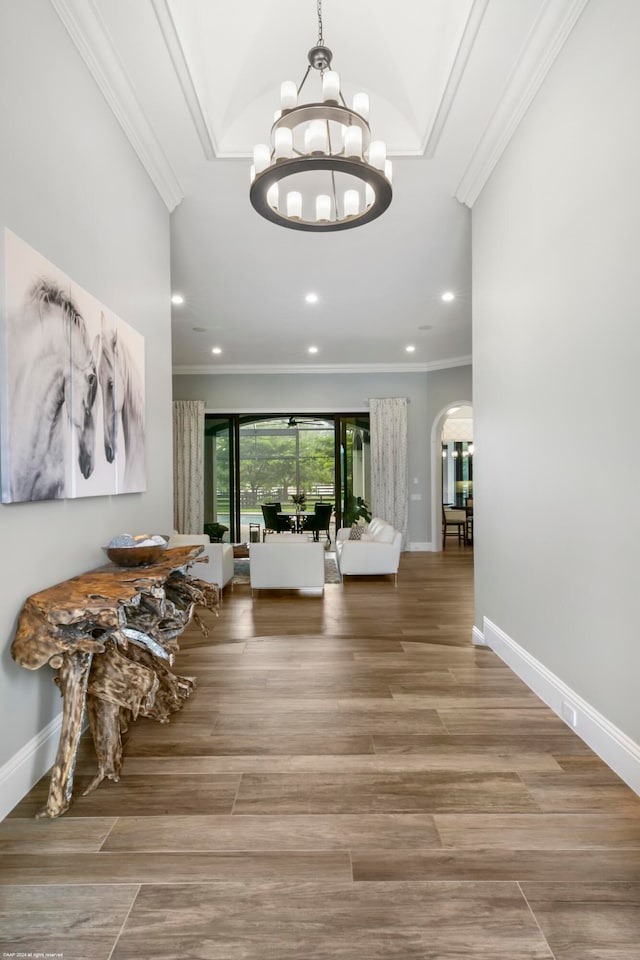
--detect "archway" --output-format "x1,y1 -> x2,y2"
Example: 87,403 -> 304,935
430,401 -> 473,551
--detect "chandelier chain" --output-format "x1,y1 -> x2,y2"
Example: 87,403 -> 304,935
317,0 -> 324,46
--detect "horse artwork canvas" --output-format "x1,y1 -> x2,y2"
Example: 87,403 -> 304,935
0,230 -> 145,503
98,311 -> 146,494
1,233 -> 99,503
68,282 -> 117,499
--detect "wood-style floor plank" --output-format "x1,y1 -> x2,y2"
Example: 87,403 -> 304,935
232,770 -> 540,814
2,546 -> 640,960
8,773 -> 240,819
102,813 -> 442,853
109,880 -> 554,960
0,816 -> 116,852
0,885 -> 139,960
108,751 -> 561,776
0,850 -> 352,885
520,881 -> 640,960
434,812 -> 640,849
351,848 -> 640,882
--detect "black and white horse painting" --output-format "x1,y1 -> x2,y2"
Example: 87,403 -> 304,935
4,277 -> 100,502
98,311 -> 146,494
1,230 -> 145,503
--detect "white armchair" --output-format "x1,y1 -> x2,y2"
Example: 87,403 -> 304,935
335,517 -> 402,583
167,533 -> 234,593
249,541 -> 325,592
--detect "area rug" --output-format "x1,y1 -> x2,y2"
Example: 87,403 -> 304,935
233,554 -> 340,585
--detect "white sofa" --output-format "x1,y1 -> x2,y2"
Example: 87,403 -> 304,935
249,540 -> 325,592
335,516 -> 402,583
167,533 -> 234,592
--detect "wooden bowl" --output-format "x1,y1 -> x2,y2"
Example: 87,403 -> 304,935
106,544 -> 166,567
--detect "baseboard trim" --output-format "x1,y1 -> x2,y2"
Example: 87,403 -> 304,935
483,617 -> 640,796
0,713 -> 62,821
407,542 -> 432,552
472,625 -> 485,646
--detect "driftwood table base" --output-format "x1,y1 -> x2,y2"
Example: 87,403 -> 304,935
11,546 -> 218,818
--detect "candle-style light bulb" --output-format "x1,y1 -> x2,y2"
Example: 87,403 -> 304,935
253,144 -> 271,174
287,191 -> 302,219
308,120 -> 328,154
344,189 -> 359,218
322,70 -> 340,102
316,195 -> 331,221
281,81 -> 297,110
368,141 -> 386,170
352,92 -> 370,120
267,183 -> 279,209
344,126 -> 363,158
274,127 -> 293,159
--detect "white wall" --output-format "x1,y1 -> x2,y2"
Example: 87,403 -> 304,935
473,0 -> 640,750
173,366 -> 472,547
0,0 -> 173,813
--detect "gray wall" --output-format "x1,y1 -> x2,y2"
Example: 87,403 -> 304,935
173,366 -> 472,547
0,0 -> 173,774
473,0 -> 640,741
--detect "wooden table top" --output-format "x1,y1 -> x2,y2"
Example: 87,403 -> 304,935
11,545 -> 204,669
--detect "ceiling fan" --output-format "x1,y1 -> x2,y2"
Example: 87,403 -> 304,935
287,416 -> 321,427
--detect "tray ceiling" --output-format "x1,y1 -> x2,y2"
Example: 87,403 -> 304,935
50,0 -> 588,370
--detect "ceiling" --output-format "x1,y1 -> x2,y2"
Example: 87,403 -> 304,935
442,404 -> 474,442
51,0 -> 588,371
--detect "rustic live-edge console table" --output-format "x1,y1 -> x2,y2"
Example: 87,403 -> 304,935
11,546 -> 219,819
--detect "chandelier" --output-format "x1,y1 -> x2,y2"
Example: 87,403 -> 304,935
249,0 -> 392,232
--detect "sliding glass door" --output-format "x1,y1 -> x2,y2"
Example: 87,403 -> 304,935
339,415 -> 371,527
203,417 -> 236,539
204,413 -> 369,542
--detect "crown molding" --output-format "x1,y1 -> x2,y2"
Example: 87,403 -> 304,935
150,0 -> 217,161
172,356 -> 472,376
424,0 -> 490,158
455,0 -> 590,207
49,0 -> 184,211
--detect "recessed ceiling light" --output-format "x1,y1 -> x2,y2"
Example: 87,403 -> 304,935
171,293 -> 184,305
441,291 -> 455,302
212,347 -> 222,355
405,345 -> 416,353
308,345 -> 319,354
305,293 -> 318,304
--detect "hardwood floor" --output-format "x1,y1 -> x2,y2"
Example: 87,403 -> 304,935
2,547 -> 640,958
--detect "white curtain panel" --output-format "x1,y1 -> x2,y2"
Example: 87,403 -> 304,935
370,397 -> 408,545
172,400 -> 205,535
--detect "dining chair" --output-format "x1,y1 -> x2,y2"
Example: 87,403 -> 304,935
442,505 -> 466,549
261,503 -> 292,540
303,503 -> 333,543
465,498 -> 474,545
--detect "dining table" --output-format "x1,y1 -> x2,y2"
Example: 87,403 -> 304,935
278,511 -> 314,534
